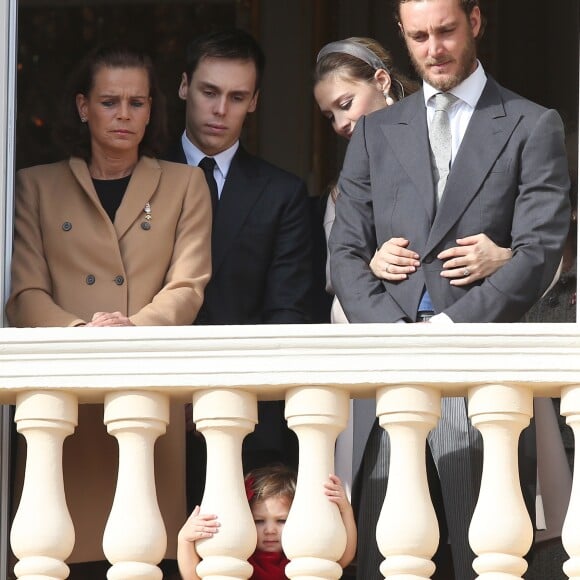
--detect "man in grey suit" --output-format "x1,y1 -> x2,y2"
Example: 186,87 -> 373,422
329,0 -> 570,578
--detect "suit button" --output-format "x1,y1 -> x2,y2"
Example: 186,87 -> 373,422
548,295 -> 560,308
62,221 -> 72,231
86,274 -> 95,285
423,254 -> 434,264
141,221 -> 151,230
114,275 -> 125,286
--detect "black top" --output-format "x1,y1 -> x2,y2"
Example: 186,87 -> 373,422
92,174 -> 131,222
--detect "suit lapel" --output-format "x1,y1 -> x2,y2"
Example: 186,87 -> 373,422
68,157 -> 113,226
211,147 -> 268,272
425,78 -> 521,256
114,156 -> 162,240
382,93 -> 436,223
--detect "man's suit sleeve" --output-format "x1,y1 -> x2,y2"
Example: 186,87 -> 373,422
329,117 -> 409,323
262,178 -> 312,323
444,108 -> 571,322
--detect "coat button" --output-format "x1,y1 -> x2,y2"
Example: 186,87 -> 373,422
62,221 -> 72,231
548,295 -> 560,308
141,221 -> 151,230
423,254 -> 434,264
114,275 -> 125,286
86,274 -> 95,285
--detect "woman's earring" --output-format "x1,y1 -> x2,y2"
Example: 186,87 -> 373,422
383,92 -> 395,106
80,117 -> 87,123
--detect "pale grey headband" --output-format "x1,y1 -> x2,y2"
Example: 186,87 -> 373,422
316,40 -> 388,73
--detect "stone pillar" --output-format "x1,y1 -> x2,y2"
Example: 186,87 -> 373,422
376,385 -> 440,579
103,391 -> 169,580
11,391 -> 78,580
193,388 -> 258,580
469,384 -> 533,579
283,386 -> 349,580
561,385 -> 580,580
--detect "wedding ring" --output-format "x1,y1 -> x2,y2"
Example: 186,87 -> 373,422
385,264 -> 389,273
462,268 -> 470,277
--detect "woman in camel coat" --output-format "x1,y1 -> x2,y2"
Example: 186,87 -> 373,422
6,45 -> 211,577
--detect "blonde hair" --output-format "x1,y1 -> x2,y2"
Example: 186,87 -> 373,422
245,465 -> 296,506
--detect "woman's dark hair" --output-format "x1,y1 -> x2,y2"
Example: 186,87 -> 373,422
54,45 -> 168,160
314,37 -> 419,103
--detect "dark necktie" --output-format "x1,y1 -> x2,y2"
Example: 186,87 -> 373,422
428,92 -> 458,204
198,156 -> 219,216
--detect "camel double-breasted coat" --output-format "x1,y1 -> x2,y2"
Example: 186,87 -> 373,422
7,155 -> 212,562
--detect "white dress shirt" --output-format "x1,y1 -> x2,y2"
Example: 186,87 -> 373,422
180,131 -> 239,198
423,60 -> 487,164
422,61 -> 487,324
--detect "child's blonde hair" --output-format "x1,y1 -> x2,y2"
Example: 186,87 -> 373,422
245,464 -> 297,506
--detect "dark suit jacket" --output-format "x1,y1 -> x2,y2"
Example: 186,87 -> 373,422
166,142 -> 312,324
330,76 -> 571,323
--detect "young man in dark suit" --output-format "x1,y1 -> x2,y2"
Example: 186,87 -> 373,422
167,29 -> 312,508
329,1 -> 570,578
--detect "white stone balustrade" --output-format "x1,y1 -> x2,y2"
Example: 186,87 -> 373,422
10,391 -> 78,580
561,385 -> 580,580
192,388 -> 257,580
0,323 -> 579,579
284,386 -> 349,580
376,385 -> 440,579
469,384 -> 534,579
103,391 -> 170,580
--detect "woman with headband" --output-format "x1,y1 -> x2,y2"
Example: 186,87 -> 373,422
314,37 -> 513,325
313,37 -> 513,580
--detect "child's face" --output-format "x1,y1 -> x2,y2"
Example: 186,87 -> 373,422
251,496 -> 291,553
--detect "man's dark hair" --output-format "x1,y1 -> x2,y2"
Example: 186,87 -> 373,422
184,29 -> 265,93
394,0 -> 486,40
55,45 -> 168,160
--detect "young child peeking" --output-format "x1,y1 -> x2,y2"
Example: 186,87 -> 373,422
177,465 -> 357,579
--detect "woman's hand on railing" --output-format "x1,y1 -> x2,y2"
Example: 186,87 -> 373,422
86,311 -> 135,326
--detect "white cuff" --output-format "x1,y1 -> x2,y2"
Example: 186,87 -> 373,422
428,313 -> 454,324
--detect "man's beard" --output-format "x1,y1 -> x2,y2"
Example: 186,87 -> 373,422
409,36 -> 477,91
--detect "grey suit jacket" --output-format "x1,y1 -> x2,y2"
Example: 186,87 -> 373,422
329,77 -> 570,323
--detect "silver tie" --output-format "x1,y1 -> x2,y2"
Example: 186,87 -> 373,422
429,92 -> 458,204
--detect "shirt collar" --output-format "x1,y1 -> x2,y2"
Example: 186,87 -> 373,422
180,131 -> 239,178
423,60 -> 487,109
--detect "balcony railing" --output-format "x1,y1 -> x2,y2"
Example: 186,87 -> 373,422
0,323 -> 578,579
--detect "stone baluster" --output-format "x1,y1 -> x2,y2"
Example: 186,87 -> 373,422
11,391 -> 78,580
561,385 -> 580,580
283,386 -> 349,580
469,384 -> 533,579
376,385 -> 440,579
193,388 -> 258,580
103,391 -> 169,580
